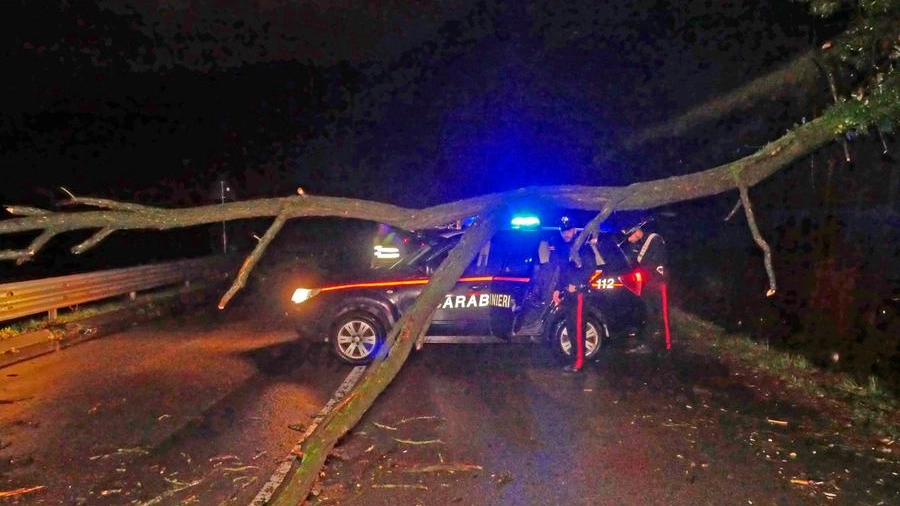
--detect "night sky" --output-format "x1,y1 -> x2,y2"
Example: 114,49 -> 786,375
2,0 -> 837,209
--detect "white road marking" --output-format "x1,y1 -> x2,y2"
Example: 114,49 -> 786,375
249,365 -> 366,505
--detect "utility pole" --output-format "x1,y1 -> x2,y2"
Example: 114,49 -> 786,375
220,180 -> 230,253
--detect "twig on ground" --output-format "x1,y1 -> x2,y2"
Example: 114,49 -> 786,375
392,438 -> 443,445
402,463 -> 483,473
396,415 -> 443,425
0,486 -> 45,498
371,484 -> 429,491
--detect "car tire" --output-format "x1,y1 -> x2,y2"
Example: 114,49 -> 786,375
331,311 -> 385,365
552,316 -> 605,360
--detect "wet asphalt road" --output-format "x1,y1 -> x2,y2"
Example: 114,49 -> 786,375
316,339 -> 899,506
1,303 -> 898,505
317,345 -> 808,506
0,303 -> 351,505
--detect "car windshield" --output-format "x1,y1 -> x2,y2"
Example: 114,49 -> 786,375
388,232 -> 461,274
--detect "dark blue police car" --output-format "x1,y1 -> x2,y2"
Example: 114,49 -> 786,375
290,220 -> 646,364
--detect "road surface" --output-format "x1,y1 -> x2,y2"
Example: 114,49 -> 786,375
1,302 -> 897,505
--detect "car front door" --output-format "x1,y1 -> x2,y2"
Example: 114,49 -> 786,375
425,240 -> 494,336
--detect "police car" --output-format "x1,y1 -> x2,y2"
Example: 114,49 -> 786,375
290,217 -> 646,364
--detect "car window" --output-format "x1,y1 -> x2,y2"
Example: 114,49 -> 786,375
483,231 -> 546,276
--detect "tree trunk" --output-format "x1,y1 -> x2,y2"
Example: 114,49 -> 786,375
269,209 -> 502,505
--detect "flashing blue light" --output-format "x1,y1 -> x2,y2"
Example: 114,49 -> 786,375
511,216 -> 541,228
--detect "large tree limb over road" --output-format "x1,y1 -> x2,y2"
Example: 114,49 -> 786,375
3,74 -> 897,258
2,70 -> 898,505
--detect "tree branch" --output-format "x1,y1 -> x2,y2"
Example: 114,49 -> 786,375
71,227 -> 115,255
0,231 -> 55,264
599,20 -> 900,162
218,211 -> 289,309
595,48 -> 822,163
4,205 -> 50,217
61,194 -> 165,213
737,184 -> 777,297
724,199 -> 742,221
3,75 -> 898,240
2,75 -> 897,307
570,202 -> 617,262
268,208 -> 503,505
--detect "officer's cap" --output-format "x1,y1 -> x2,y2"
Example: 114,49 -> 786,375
621,216 -> 652,236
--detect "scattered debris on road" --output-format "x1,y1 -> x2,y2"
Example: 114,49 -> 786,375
392,437 -> 443,445
371,483 -> 428,491
0,485 -> 44,498
401,463 -> 483,474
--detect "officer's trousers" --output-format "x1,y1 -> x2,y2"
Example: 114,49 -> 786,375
563,292 -> 587,370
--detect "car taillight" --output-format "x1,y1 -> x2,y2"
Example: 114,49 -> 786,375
620,268 -> 644,296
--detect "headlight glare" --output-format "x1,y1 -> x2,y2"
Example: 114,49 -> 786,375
291,288 -> 320,304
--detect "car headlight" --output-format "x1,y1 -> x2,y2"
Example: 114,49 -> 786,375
291,288 -> 320,304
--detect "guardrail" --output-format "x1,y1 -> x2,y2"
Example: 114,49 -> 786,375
0,255 -> 236,325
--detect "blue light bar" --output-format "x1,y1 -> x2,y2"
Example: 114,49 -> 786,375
510,216 -> 540,228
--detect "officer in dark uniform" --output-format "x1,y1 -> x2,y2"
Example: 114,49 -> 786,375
553,219 -> 598,372
517,217 -> 576,334
622,217 -> 669,353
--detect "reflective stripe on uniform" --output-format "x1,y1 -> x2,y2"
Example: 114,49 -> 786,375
637,233 -> 662,264
575,293 -> 584,369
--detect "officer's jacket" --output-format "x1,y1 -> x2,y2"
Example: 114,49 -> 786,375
557,241 -> 599,290
628,233 -> 667,278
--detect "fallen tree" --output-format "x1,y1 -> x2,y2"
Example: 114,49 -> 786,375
596,1 -> 900,164
1,70 -> 898,503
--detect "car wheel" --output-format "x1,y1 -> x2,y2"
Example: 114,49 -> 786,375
553,317 -> 605,359
331,312 -> 385,365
